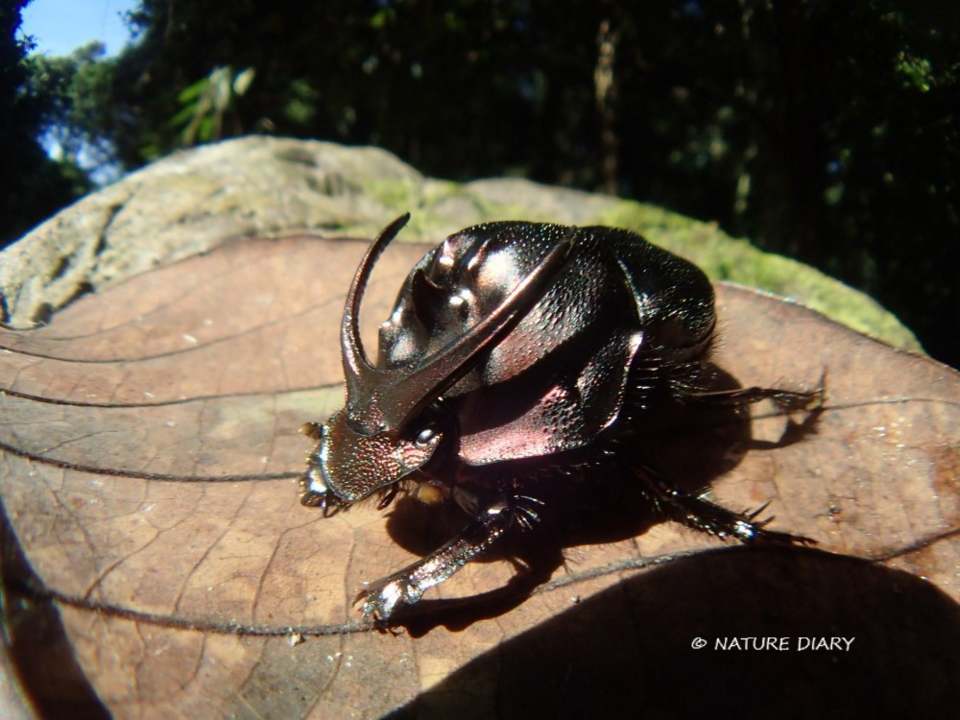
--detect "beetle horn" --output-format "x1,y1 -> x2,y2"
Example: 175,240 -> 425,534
341,213 -> 410,409
342,217 -> 574,434
375,230 -> 577,430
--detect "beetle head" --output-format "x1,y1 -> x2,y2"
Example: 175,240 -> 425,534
301,214 -> 574,511
300,409 -> 443,514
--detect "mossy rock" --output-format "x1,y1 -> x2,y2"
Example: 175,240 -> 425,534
0,136 -> 920,352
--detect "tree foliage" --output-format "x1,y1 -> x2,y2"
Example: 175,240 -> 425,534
7,0 -> 959,366
170,65 -> 255,145
0,0 -> 91,246
26,41 -> 118,177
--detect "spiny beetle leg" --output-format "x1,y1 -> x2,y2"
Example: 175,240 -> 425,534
637,466 -> 815,546
355,493 -> 545,622
684,370 -> 826,413
511,494 -> 546,531
686,384 -> 824,413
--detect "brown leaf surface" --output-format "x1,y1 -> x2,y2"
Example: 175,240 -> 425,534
1,234 -> 958,718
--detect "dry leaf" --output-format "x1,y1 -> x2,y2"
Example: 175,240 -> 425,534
1,234 -> 957,718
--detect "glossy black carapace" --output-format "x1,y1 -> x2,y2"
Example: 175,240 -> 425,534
300,214 -> 818,621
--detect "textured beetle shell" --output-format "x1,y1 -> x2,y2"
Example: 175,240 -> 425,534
309,409 -> 441,501
378,222 -> 715,466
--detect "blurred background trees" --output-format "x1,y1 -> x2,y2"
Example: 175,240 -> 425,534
4,0 -> 958,367
2,0 -> 92,248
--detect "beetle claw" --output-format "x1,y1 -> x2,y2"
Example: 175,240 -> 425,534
509,493 -> 546,532
746,500 -> 772,520
354,575 -> 421,622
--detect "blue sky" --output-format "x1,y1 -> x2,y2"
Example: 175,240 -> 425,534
21,0 -> 138,57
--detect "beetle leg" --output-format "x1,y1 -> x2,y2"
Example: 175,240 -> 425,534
355,493 -> 542,622
681,370 -> 826,413
685,384 -> 824,412
636,465 -> 815,546
512,494 -> 546,531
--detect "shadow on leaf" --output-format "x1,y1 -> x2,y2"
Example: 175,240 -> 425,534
391,546 -> 960,719
0,501 -> 110,719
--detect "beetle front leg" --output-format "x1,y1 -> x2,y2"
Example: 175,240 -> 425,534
355,494 -> 541,621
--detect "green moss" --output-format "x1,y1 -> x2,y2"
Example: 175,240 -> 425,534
597,200 -> 922,352
355,182 -> 921,352
365,178 -> 423,213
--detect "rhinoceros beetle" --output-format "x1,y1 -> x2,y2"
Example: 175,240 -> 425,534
300,213 -> 819,621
